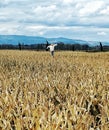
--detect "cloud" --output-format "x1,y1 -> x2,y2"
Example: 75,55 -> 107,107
0,0 -> 109,41
63,0 -> 73,5
97,31 -> 107,36
0,23 -> 20,34
79,1 -> 104,16
100,6 -> 109,15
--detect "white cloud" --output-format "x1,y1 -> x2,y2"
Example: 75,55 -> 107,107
100,6 -> 109,15
0,0 -> 109,41
97,31 -> 107,36
63,0 -> 73,5
0,23 -> 20,34
79,1 -> 104,16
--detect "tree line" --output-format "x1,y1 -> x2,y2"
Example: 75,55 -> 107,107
0,41 -> 109,51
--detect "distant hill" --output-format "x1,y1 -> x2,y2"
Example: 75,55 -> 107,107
0,35 -> 109,46
47,37 -> 88,44
0,35 -> 46,45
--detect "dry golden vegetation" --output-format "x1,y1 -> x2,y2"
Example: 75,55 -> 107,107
0,50 -> 109,130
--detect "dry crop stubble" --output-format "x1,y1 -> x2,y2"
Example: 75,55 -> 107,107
0,50 -> 109,130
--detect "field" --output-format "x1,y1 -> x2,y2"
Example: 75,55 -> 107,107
0,50 -> 109,130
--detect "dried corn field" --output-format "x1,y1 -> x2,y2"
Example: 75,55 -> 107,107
0,50 -> 109,130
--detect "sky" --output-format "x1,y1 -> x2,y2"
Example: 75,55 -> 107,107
0,0 -> 109,41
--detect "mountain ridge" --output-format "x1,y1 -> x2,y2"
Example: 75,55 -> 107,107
0,35 -> 109,46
